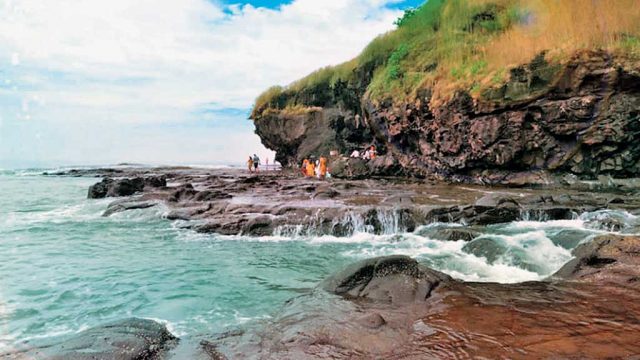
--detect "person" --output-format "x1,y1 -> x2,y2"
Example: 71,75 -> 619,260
369,145 -> 377,160
363,148 -> 371,160
306,158 -> 316,177
247,156 -> 254,173
350,149 -> 360,158
301,159 -> 310,176
319,156 -> 328,180
252,154 -> 261,172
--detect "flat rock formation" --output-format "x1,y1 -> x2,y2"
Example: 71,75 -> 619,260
72,167 -> 640,238
1,318 -> 177,360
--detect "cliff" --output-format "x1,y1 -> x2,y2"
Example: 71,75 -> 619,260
252,0 -> 640,183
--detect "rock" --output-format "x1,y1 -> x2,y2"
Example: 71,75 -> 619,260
1,318 -> 176,360
356,312 -> 387,329
243,216 -> 275,236
194,190 -> 232,202
88,177 -> 164,199
475,193 -> 521,208
88,178 -> 113,198
553,235 -> 640,283
321,255 -> 451,304
462,238 -> 506,263
313,186 -> 340,199
169,184 -> 198,202
252,50 -> 640,181
144,175 -> 167,188
432,228 -> 481,242
103,200 -> 158,217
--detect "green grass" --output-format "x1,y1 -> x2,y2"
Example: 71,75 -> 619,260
252,0 -> 640,119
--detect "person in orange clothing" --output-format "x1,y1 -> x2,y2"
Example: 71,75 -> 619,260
306,158 -> 316,177
301,159 -> 309,176
369,145 -> 377,160
318,156 -> 328,180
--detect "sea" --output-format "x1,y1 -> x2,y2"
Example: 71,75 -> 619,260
1,167 -> 637,353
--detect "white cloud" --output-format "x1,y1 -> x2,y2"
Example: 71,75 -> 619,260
0,0 -> 404,165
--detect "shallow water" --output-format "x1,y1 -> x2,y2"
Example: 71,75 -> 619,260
0,170 -> 636,352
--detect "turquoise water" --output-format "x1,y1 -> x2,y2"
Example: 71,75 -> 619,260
0,169 -> 634,353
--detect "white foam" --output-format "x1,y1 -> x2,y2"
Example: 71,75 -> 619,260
505,218 -> 586,230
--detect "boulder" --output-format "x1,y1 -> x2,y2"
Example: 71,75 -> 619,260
1,318 -> 177,360
321,255 -> 451,304
553,235 -> 640,283
88,176 -> 166,199
102,200 -> 158,217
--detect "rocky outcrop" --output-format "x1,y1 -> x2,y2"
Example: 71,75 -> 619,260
1,318 -> 177,360
82,167 -> 640,237
322,255 -> 451,303
213,235 -> 640,359
253,51 -> 640,183
88,176 -> 167,199
553,234 -> 640,284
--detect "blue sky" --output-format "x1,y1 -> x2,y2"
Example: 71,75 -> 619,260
0,0 -> 423,168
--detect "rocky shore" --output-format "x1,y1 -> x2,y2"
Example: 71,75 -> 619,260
57,166 -> 640,238
3,166 -> 632,359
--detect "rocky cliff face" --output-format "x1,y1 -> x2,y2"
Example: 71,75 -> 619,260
253,51 -> 640,183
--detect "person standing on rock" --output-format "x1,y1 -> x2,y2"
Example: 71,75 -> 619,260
302,159 -> 310,176
306,158 -> 316,178
319,156 -> 328,180
252,154 -> 261,172
247,156 -> 254,173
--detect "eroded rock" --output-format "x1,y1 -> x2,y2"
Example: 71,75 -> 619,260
2,318 -> 177,360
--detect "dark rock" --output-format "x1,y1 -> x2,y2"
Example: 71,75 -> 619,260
313,186 -> 340,199
462,238 -> 505,263
243,216 -> 275,236
1,318 -> 176,360
88,178 -> 112,198
194,190 -> 232,202
200,340 -> 228,360
356,312 -> 386,329
169,184 -> 198,202
321,255 -> 451,304
88,177 -> 152,199
144,175 -> 167,188
431,228 -> 481,242
103,200 -> 158,217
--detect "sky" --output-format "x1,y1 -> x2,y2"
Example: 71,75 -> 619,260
0,0 -> 423,168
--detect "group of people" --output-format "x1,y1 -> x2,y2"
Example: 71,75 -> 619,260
247,154 -> 261,173
350,145 -> 377,160
301,156 -> 328,180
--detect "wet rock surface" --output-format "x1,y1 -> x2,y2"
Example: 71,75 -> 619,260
322,256 -> 451,303
58,166 -> 640,238
88,176 -> 167,199
1,318 -> 177,360
213,235 -> 640,359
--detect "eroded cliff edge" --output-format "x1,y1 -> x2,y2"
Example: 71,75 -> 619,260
253,50 -> 640,183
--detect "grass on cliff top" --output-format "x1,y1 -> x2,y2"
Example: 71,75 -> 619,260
252,0 -> 640,118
